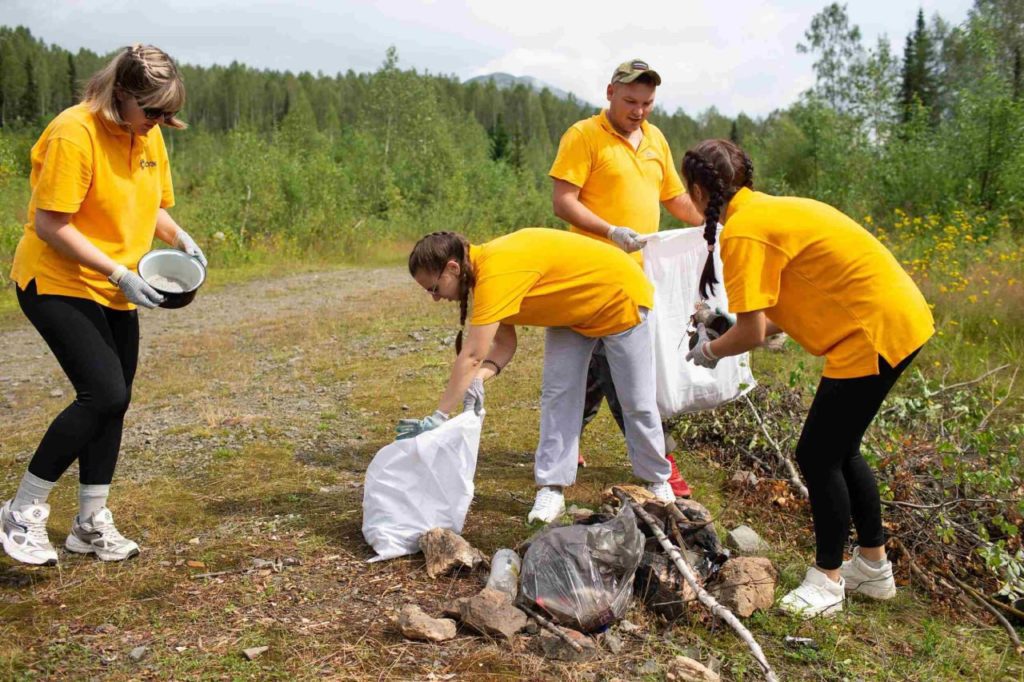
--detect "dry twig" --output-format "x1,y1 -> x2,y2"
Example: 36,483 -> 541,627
615,489 -> 778,682
518,605 -> 584,653
743,395 -> 808,499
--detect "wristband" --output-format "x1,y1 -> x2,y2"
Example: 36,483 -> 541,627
482,359 -> 503,375
108,265 -> 129,285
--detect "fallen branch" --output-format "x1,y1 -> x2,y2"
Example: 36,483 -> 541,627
615,489 -> 778,682
519,604 -> 584,653
942,569 -> 1024,656
978,365 -> 1019,431
743,395 -> 808,499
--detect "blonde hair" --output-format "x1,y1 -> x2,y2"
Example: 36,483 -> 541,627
82,44 -> 187,130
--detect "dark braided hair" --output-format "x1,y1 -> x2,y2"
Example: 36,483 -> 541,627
681,139 -> 754,298
408,232 -> 476,353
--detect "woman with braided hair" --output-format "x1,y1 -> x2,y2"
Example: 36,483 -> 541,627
399,228 -> 675,523
2,45 -> 206,565
680,139 -> 933,618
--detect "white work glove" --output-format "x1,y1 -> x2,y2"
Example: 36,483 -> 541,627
109,265 -> 165,309
174,229 -> 208,268
608,226 -> 644,253
462,377 -> 484,416
685,323 -> 720,369
395,409 -> 449,440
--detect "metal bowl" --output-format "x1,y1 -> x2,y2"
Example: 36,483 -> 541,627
137,249 -> 206,309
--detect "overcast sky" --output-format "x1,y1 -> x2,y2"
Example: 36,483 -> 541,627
4,0 -> 974,117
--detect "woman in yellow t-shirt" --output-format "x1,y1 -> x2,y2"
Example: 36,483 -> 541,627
681,139 -> 933,619
398,228 -> 674,523
1,45 -> 206,566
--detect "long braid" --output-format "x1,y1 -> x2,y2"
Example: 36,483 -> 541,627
684,151 -> 726,298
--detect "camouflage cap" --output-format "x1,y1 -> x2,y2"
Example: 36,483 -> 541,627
611,59 -> 662,86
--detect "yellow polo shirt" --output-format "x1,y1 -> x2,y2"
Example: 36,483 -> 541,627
11,103 -> 175,310
469,228 -> 654,337
549,112 -> 684,263
720,188 -> 934,378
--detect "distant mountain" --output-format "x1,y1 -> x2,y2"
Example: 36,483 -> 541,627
466,72 -> 592,104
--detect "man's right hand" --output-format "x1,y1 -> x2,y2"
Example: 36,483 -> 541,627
112,268 -> 165,309
608,226 -> 644,253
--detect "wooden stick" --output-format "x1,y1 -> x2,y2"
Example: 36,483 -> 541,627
965,589 -> 1024,656
978,364 -> 1019,430
519,605 -> 584,653
743,395 -> 808,499
615,490 -> 778,682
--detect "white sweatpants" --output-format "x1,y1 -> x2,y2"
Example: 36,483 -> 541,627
534,312 -> 670,487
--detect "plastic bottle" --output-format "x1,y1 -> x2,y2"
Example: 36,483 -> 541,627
485,548 -> 521,600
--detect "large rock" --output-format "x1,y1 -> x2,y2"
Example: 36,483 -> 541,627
669,655 -> 721,682
419,528 -> 485,578
398,604 -> 457,643
458,588 -> 528,639
538,626 -> 597,661
709,557 -> 777,618
725,525 -> 770,554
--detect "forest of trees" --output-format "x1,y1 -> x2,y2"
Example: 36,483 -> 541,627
0,1 -> 1022,264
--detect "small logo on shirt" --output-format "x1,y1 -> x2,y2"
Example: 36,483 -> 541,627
644,150 -> 657,159
140,159 -> 157,170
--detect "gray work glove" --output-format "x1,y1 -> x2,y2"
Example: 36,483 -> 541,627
462,377 -> 484,416
608,226 -> 644,253
110,266 -> 165,309
685,323 -> 720,369
395,409 -> 448,441
175,229 -> 208,268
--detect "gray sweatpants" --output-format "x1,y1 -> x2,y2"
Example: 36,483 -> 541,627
535,312 -> 670,487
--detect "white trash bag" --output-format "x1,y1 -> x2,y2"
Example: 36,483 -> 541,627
362,411 -> 483,562
640,228 -> 756,418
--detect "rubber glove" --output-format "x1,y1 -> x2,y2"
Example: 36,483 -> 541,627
395,410 -> 448,440
462,377 -> 484,416
685,323 -> 720,369
175,229 -> 208,267
608,226 -> 644,253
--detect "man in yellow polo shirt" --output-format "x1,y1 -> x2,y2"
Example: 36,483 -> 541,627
549,59 -> 701,496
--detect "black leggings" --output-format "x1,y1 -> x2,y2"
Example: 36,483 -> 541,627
17,280 -> 139,485
581,344 -> 626,434
796,350 -> 919,569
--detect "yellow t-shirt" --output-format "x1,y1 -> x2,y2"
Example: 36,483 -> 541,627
11,103 -> 175,310
549,112 -> 684,263
468,228 -> 654,337
720,188 -> 934,379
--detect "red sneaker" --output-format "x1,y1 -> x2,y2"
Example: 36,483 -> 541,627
578,451 -> 587,468
666,453 -> 691,498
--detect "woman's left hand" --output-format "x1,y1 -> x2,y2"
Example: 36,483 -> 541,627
685,324 -> 720,369
175,229 -> 208,267
395,410 -> 448,441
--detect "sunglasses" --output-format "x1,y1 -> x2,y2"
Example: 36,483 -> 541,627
135,98 -> 177,121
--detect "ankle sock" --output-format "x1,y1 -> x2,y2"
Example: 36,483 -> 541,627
78,484 -> 110,521
860,555 -> 886,569
12,471 -> 57,511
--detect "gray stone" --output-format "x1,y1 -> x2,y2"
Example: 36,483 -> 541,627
398,604 -> 457,643
668,655 -> 721,681
729,471 -> 759,489
725,525 -> 770,554
538,627 -> 597,661
49,388 -> 64,398
419,528 -> 485,578
637,658 -> 659,675
242,645 -> 269,660
618,619 -> 640,635
128,646 -> 148,662
709,557 -> 777,618
601,630 -> 625,654
458,588 -> 528,639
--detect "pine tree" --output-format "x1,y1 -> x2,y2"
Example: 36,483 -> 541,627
900,9 -> 939,124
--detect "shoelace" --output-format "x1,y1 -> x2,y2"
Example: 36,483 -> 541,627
90,518 -> 128,544
534,488 -> 561,509
20,514 -> 51,544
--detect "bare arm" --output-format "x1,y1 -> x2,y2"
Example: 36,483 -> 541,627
154,207 -> 183,246
662,193 -> 704,226
551,179 -> 615,238
482,323 -> 517,377
35,208 -> 120,278
708,310 -> 768,358
437,322 -> 501,415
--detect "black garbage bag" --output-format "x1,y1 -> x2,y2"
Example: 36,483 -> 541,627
518,505 -> 644,632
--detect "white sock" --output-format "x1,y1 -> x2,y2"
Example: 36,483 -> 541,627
12,471 -> 57,511
861,555 -> 886,569
78,484 -> 110,521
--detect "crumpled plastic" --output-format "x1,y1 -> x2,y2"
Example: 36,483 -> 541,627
518,505 -> 644,632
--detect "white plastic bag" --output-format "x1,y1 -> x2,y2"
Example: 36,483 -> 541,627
640,228 -> 756,418
362,411 -> 483,562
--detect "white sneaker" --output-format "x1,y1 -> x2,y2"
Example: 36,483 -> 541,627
841,547 -> 896,600
66,508 -> 140,561
779,567 -> 845,619
1,499 -> 58,566
646,481 -> 676,503
527,487 -> 565,524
